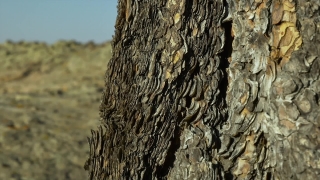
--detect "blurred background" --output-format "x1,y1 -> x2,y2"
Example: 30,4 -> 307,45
0,0 -> 117,44
0,1 -> 117,179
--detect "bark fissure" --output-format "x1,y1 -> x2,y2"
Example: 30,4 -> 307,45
155,125 -> 181,179
219,19 -> 233,120
86,0 -> 320,179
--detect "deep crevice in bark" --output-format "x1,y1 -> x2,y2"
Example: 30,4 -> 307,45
224,171 -> 234,179
221,20 -> 232,71
219,19 -> 233,122
143,155 -> 153,179
215,9 -> 234,176
266,172 -> 272,180
315,93 -> 319,106
153,37 -> 197,179
155,125 -> 181,179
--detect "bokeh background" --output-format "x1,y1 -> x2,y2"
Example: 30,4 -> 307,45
0,1 -> 117,179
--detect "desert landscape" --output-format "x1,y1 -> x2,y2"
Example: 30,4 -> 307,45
0,40 -> 112,180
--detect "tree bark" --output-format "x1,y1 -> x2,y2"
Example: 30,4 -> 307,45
85,0 -> 320,179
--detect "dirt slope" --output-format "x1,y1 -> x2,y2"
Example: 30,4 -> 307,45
0,40 -> 111,180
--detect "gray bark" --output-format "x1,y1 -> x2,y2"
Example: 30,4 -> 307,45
85,0 -> 320,179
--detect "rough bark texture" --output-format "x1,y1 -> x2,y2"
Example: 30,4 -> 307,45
86,0 -> 320,179
223,0 -> 320,179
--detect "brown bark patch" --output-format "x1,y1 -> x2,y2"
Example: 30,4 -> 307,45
280,119 -> 296,130
270,0 -> 302,67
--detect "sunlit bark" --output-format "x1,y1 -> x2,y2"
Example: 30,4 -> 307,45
86,0 -> 320,179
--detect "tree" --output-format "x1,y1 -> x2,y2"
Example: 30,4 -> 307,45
85,0 -> 320,179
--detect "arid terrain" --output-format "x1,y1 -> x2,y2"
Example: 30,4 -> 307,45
0,40 -> 112,180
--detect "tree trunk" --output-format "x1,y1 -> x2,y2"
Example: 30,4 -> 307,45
85,0 -> 320,179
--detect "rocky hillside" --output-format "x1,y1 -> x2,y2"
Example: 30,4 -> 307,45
0,40 -> 112,180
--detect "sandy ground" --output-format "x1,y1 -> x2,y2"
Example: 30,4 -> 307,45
0,41 -> 111,180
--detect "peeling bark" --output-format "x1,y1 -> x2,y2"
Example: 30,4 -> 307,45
86,0 -> 320,179
224,0 -> 320,179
